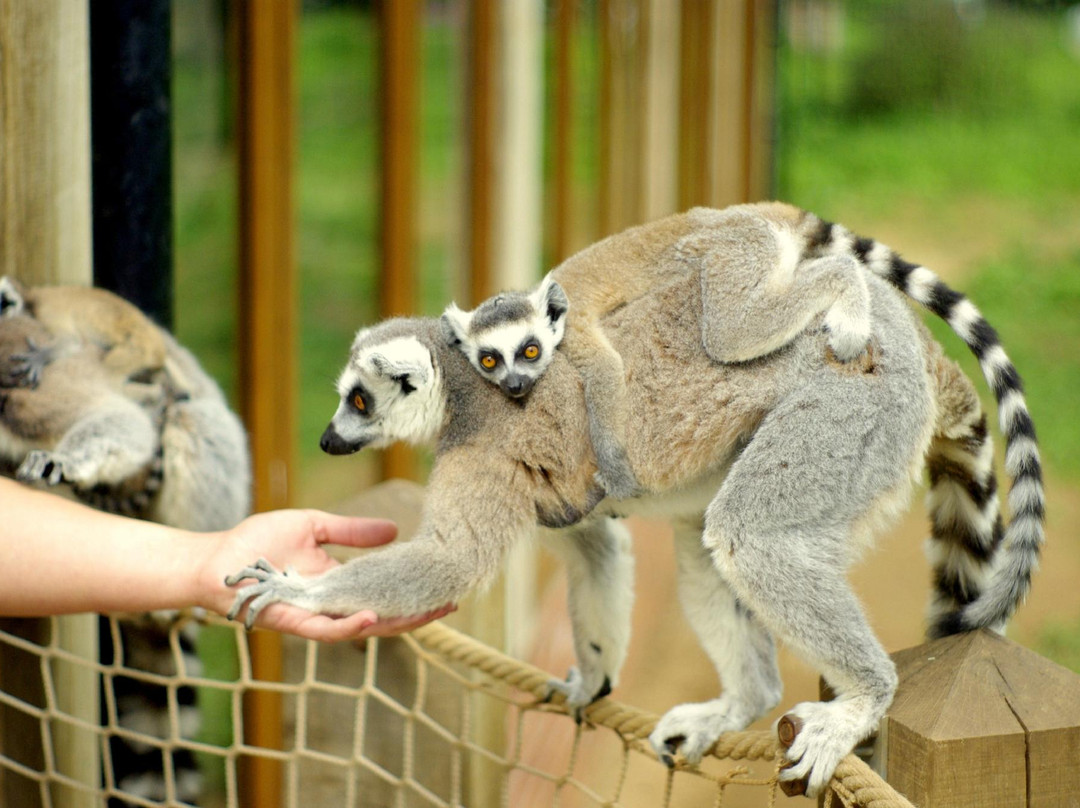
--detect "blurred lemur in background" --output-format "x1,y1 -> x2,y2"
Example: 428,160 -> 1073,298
0,276 -> 251,806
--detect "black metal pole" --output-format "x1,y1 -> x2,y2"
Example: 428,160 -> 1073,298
90,0 -> 174,330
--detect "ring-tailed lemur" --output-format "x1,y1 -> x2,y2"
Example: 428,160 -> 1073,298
0,277 -> 252,806
442,202 -> 873,499
226,204 -> 1042,796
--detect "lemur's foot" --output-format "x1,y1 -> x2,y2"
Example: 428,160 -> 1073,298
593,460 -> 642,500
17,450 -> 67,486
1,339 -> 51,388
648,696 -> 760,768
545,666 -> 612,723
225,558 -> 314,629
776,700 -> 876,797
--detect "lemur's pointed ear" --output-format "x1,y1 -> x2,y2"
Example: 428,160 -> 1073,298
0,276 -> 26,317
533,275 -> 569,335
370,351 -> 430,396
440,303 -> 470,346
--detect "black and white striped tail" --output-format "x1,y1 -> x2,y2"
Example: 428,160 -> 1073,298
805,216 -> 1045,639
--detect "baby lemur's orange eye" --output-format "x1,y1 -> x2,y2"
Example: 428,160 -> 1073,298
523,343 -> 540,360
480,354 -> 497,370
353,393 -> 366,412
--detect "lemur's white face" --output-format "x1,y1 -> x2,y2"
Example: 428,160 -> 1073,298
321,334 -> 445,455
441,275 -> 569,399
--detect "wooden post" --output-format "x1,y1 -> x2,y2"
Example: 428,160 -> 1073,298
599,0 -> 647,237
0,3 -> 97,807
377,0 -> 421,481
236,1 -> 297,805
465,0 -> 497,305
872,630 -> 1080,807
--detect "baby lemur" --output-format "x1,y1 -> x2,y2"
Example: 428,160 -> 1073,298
227,205 -> 1043,796
443,203 -> 873,498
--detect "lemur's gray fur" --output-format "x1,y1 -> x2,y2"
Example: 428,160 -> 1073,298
0,275 -> 251,528
443,203 -> 872,499
0,276 -> 252,805
227,205 -> 1043,795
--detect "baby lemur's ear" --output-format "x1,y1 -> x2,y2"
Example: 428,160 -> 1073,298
0,276 -> 26,318
440,303 -> 470,346
533,275 -> 569,337
370,351 -> 431,396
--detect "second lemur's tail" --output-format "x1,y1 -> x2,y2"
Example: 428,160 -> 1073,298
802,215 -> 1045,639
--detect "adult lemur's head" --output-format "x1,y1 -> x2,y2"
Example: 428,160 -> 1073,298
440,274 -> 569,399
320,319 -> 446,456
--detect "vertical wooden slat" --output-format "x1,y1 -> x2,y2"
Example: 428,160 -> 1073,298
377,0 -> 421,480
643,0 -> 680,221
465,0 -> 497,303
0,3 -> 95,806
0,0 -> 93,285
744,0 -> 778,201
677,0 -> 712,210
551,0 -> 576,265
711,0 -> 748,207
598,0 -> 646,237
236,1 -> 296,805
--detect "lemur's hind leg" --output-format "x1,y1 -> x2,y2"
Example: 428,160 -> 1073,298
562,322 -> 641,499
648,518 -> 782,765
17,397 -> 159,489
690,393 -> 908,796
692,211 -> 871,363
545,517 -> 635,717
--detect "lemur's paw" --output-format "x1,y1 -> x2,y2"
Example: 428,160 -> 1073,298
225,559 -> 309,630
777,701 -> 874,797
545,667 -> 612,722
17,451 -> 67,486
648,700 -> 753,768
593,468 -> 641,501
1,339 -> 51,388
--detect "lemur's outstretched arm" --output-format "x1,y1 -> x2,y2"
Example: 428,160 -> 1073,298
226,443 -> 538,626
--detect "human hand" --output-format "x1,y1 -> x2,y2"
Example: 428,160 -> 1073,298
205,509 -> 454,642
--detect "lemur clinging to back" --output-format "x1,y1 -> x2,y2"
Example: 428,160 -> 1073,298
228,204 -> 1043,795
442,202 -> 873,498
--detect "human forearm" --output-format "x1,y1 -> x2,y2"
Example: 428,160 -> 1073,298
0,480 -> 206,616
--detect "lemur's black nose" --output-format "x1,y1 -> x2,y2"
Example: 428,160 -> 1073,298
320,424 -> 361,455
503,374 -> 532,398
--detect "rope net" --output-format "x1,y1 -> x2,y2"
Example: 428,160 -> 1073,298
0,614 -> 914,808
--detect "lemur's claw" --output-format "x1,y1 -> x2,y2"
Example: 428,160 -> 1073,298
224,558 -> 284,627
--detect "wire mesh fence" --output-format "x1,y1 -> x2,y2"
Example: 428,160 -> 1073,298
0,614 -> 912,808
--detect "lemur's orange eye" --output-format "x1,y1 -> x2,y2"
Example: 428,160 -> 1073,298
523,343 -> 540,360
353,393 -> 366,412
480,354 -> 497,370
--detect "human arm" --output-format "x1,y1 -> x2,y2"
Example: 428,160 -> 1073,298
0,477 -> 451,641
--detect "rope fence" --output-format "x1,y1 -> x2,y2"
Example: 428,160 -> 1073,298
0,614 -> 915,808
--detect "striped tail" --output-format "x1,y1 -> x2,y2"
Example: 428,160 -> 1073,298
804,216 -> 1046,638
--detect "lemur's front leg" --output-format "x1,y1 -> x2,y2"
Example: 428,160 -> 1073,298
228,447 -> 537,626
543,517 -> 635,719
565,322 -> 642,500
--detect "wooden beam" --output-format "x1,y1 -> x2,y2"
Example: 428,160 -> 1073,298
551,0 -> 576,265
377,0 -> 421,481
235,1 -> 296,805
0,0 -> 92,285
677,0 -> 712,210
0,3 -> 95,806
599,0 -> 646,237
466,0 -> 497,303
